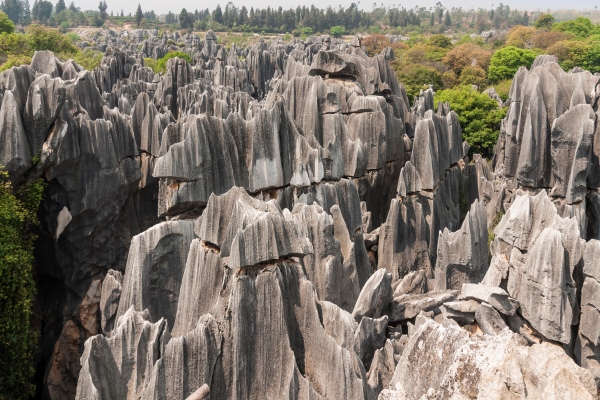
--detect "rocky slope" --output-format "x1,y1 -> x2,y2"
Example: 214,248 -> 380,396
1,29 -> 600,399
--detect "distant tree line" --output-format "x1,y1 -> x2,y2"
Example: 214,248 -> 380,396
0,0 -> 548,35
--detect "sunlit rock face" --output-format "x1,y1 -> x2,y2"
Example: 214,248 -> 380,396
4,31 -> 600,399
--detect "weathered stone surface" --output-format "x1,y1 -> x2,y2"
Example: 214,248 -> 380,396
389,290 -> 457,322
141,315 -> 222,400
481,253 -> 509,287
0,90 -> 31,183
434,199 -> 488,291
321,300 -> 358,350
116,220 -> 195,327
550,104 -> 594,204
489,190 -> 583,344
396,161 -> 421,197
12,32 -> 598,400
460,283 -> 518,316
475,302 -> 507,335
440,299 -> 479,324
393,270 -> 428,296
76,307 -> 169,400
99,269 -> 123,333
291,203 -> 360,312
509,226 -> 578,344
171,239 -> 224,338
386,318 -> 597,399
352,269 -> 393,322
367,340 -> 396,395
354,316 -> 388,369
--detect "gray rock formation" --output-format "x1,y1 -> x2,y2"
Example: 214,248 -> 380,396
352,269 -> 393,322
434,199 -> 488,291
6,28 -> 599,400
489,190 -> 582,344
382,317 -> 597,399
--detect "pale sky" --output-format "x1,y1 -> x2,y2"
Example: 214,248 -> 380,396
74,0 -> 600,19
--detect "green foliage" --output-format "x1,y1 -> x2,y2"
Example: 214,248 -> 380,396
493,79 -> 512,101
135,4 -> 143,27
0,54 -> 30,71
144,57 -> 157,71
0,32 -> 29,56
534,13 -> 555,29
70,48 -> 103,70
435,85 -> 507,157
553,17 -> 596,38
65,32 -> 80,43
0,171 -> 46,399
394,64 -> 442,100
488,46 -> 538,82
26,24 -> 76,54
330,25 -> 345,37
428,34 -> 451,48
0,11 -> 15,34
153,51 -> 191,74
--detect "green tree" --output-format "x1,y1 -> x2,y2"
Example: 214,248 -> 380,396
134,3 -> 142,26
97,0 -> 106,20
428,34 -> 452,48
1,0 -> 21,24
394,63 -> 443,99
0,11 -> 15,33
444,11 -> 451,27
553,17 -> 595,38
534,13 -> 554,29
330,25 -> 344,37
179,7 -> 194,30
488,46 -> 538,82
0,171 -> 46,399
31,0 -> 52,21
435,86 -> 507,157
26,24 -> 76,53
54,0 -> 65,14
213,4 -> 222,24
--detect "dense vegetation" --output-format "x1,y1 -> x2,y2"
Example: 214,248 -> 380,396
0,171 -> 45,399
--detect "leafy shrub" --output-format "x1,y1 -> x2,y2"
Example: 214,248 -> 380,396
144,57 -> 157,71
443,43 -> 491,77
65,32 -> 80,43
26,24 -> 76,54
488,46 -> 538,82
428,34 -> 452,48
394,63 -> 442,99
153,51 -> 191,74
534,13 -> 555,30
493,79 -> 512,101
0,171 -> 46,399
330,25 -> 345,38
70,48 -> 103,70
0,11 -> 14,34
0,54 -> 31,72
506,25 -> 536,48
553,17 -> 596,38
435,85 -> 507,157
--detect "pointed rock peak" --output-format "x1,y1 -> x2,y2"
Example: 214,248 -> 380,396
397,161 -> 422,197
532,54 -> 558,68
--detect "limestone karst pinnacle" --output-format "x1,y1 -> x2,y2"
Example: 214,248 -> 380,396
1,28 -> 600,399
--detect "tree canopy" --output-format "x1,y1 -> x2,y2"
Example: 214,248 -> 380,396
488,46 -> 538,82
435,86 -> 507,157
